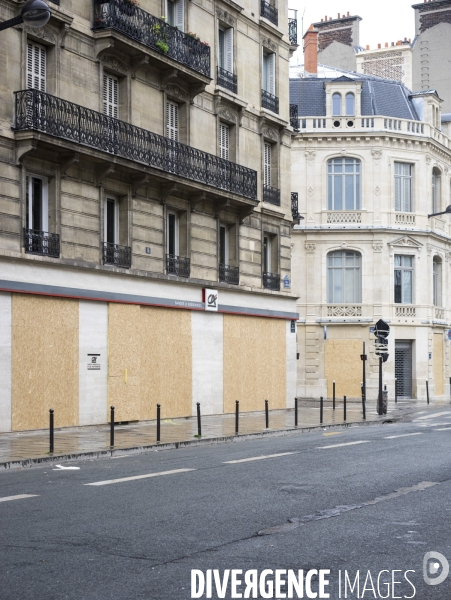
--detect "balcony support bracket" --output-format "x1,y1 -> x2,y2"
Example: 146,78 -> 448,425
96,164 -> 115,186
131,175 -> 149,198
190,82 -> 207,103
132,55 -> 150,79
95,36 -> 115,59
190,192 -> 207,212
60,153 -> 80,177
161,68 -> 179,87
160,183 -> 178,204
16,139 -> 38,165
215,199 -> 230,217
239,206 -> 254,224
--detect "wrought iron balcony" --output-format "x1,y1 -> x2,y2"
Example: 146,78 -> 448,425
166,254 -> 190,277
290,104 -> 299,130
291,192 -> 301,222
263,272 -> 280,291
103,242 -> 131,268
93,0 -> 210,78
288,18 -> 297,45
24,228 -> 60,258
262,89 -> 279,114
217,67 -> 237,94
219,263 -> 239,285
263,185 -> 280,206
14,90 -> 257,200
260,0 -> 278,26
49,0 -> 60,4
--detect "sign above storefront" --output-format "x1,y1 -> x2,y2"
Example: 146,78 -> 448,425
203,289 -> 218,312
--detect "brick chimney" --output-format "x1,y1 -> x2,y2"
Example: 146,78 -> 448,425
303,25 -> 318,75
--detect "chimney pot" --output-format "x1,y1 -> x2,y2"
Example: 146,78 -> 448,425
303,24 -> 318,75
378,43 -> 381,49
338,13 -> 340,18
366,44 -> 370,50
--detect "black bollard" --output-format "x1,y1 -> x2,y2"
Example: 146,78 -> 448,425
344,395 -> 347,422
265,399 -> 269,429
157,404 -> 161,443
361,383 -> 366,421
235,400 -> 239,435
395,378 -> 398,404
49,409 -> 54,454
333,381 -> 336,411
197,402 -> 201,436
426,381 -> 430,405
320,396 -> 324,424
110,405 -> 115,448
295,397 -> 298,427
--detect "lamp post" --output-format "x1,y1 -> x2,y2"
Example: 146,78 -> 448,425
0,0 -> 51,33
374,319 -> 390,416
428,205 -> 451,219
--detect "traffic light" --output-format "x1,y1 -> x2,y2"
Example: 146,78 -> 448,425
374,319 -> 390,360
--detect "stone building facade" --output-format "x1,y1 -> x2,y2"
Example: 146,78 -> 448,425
311,13 -> 361,74
0,0 -> 298,432
356,43 -> 413,90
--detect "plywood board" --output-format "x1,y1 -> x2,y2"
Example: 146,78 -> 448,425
325,339 -> 362,399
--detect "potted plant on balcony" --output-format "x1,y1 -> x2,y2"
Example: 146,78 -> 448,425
151,22 -> 169,54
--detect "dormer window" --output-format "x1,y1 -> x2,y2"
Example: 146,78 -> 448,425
332,93 -> 341,116
346,93 -> 355,116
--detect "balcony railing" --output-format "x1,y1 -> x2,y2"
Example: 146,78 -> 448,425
290,104 -> 299,130
288,18 -> 297,45
395,306 -> 416,317
435,307 -> 445,320
327,305 -> 362,317
217,67 -> 237,94
14,90 -> 257,200
24,228 -> 60,258
93,0 -> 210,78
219,263 -> 239,285
262,89 -> 279,114
291,192 -> 301,222
263,272 -> 280,291
263,185 -> 280,206
166,254 -> 190,277
103,242 -> 131,268
260,0 -> 278,26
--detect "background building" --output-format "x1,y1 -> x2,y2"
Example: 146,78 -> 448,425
0,0 -> 299,432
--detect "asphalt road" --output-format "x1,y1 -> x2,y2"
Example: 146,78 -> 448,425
1,409 -> 451,599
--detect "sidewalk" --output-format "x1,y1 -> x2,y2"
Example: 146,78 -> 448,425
0,398 -> 444,470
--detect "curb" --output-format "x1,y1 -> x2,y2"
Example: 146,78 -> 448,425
0,417 -> 400,471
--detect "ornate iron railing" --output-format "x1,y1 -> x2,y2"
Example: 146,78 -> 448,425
291,192 -> 301,222
93,0 -> 210,78
24,229 -> 60,258
262,89 -> 279,114
260,0 -> 278,26
49,0 -> 60,4
103,242 -> 131,268
217,67 -> 237,94
166,254 -> 190,277
219,263 -> 239,285
263,185 -> 280,206
288,18 -> 297,45
263,272 -> 280,291
290,104 -> 299,130
14,90 -> 257,200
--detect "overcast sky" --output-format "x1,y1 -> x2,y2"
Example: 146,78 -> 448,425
290,0 -> 417,65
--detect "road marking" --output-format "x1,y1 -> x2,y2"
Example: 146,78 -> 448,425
84,468 -> 195,486
224,452 -> 298,464
317,441 -> 370,449
384,433 -> 423,439
416,411 -> 451,420
416,422 -> 451,428
323,432 -> 343,437
0,494 -> 39,503
435,427 -> 451,431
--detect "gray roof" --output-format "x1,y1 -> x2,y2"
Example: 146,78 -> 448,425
290,74 -> 420,120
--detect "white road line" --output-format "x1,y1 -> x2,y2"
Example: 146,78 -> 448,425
84,468 -> 195,486
317,441 -> 370,450
224,452 -> 299,464
0,494 -> 39,503
384,433 -> 423,439
418,422 -> 451,428
435,427 -> 451,431
416,411 -> 451,420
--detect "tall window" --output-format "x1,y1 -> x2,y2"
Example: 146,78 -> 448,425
104,198 -> 118,245
262,52 -> 275,94
103,74 -> 118,118
394,163 -> 413,212
27,41 -> 46,91
263,235 -> 271,273
167,212 -> 179,256
264,142 -> 271,186
219,123 -> 229,160
327,251 -> 361,303
332,93 -> 341,116
218,27 -> 233,74
394,255 -> 413,304
432,168 -> 441,214
219,225 -> 228,265
327,158 -> 361,210
166,101 -> 179,141
166,0 -> 184,30
26,175 -> 48,232
345,93 -> 355,116
433,257 -> 442,307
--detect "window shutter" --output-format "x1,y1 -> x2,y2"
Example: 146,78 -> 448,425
27,42 -> 46,92
166,101 -> 179,141
262,51 -> 267,91
175,0 -> 184,31
103,74 -> 118,118
264,143 -> 271,186
225,28 -> 233,73
219,123 -> 229,160
218,29 -> 224,69
267,53 -> 275,95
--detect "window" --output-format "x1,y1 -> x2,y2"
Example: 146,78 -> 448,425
27,41 -> 46,91
432,168 -> 441,214
166,101 -> 179,141
104,198 -> 118,245
219,123 -> 229,160
263,235 -> 271,273
345,93 -> 355,116
219,225 -> 228,265
26,175 -> 48,232
327,158 -> 361,210
218,27 -> 233,74
332,93 -> 341,116
433,257 -> 442,306
395,163 -> 413,212
327,251 -> 361,304
103,74 -> 118,118
262,52 -> 275,94
394,255 -> 413,304
264,142 -> 271,186
167,212 -> 179,256
166,0 -> 184,30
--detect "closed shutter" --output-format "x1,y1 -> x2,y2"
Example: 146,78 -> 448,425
224,28 -> 233,73
218,29 -> 224,69
264,142 -> 271,186
175,0 -> 184,31
219,123 -> 229,160
267,52 -> 275,95
103,74 -> 118,118
166,101 -> 179,141
27,42 -> 46,91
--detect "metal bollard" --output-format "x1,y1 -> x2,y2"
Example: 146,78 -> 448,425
197,402 -> 202,436
361,383 -> 366,421
344,396 -> 347,422
333,381 -> 336,411
295,397 -> 298,427
426,380 -> 430,405
320,396 -> 324,424
265,399 -> 269,429
110,405 -> 115,448
395,378 -> 398,404
157,404 -> 161,443
49,409 -> 54,454
235,400 -> 239,435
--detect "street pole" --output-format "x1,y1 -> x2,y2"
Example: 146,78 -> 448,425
362,341 -> 366,419
378,356 -> 383,415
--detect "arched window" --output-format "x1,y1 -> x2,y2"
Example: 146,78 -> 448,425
433,256 -> 442,307
332,93 -> 341,116
327,157 -> 361,210
432,168 -> 441,213
345,93 -> 355,116
327,251 -> 362,303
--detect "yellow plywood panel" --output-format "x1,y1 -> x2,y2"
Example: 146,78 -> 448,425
325,339 -> 362,399
140,307 -> 192,420
11,294 -> 79,430
223,315 -> 286,413
434,333 -> 444,396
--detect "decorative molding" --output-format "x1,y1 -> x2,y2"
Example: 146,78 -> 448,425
327,212 -> 361,224
426,155 -> 432,166
340,242 -> 348,249
60,24 -> 70,49
260,36 -> 277,52
372,243 -> 383,253
374,185 -> 381,196
327,305 -> 362,317
305,242 -> 316,254
395,306 -> 416,317
165,83 -> 189,102
371,149 -> 382,163
216,8 -> 236,26
305,150 -> 316,165
23,24 -> 56,45
307,185 -> 314,197
426,243 -> 433,255
102,55 -> 129,75
388,235 -> 423,249
261,126 -> 278,141
218,107 -> 237,124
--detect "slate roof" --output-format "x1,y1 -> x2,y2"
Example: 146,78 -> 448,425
290,72 -> 420,121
